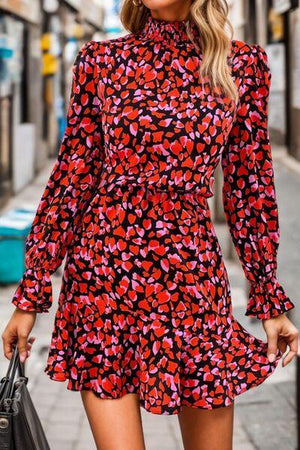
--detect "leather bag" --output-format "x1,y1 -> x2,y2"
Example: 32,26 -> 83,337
0,345 -> 50,450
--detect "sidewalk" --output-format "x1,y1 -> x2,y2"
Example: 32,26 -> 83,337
0,149 -> 298,450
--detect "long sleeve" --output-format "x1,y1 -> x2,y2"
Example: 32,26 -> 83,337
221,42 -> 295,320
11,40 -> 104,313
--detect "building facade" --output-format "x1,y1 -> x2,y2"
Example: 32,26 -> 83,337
0,0 -> 105,208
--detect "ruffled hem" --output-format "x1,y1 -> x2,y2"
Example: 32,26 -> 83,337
246,276 -> 295,320
11,267 -> 52,313
43,313 -> 282,415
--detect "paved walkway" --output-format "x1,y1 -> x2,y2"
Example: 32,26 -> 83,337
0,148 -> 298,449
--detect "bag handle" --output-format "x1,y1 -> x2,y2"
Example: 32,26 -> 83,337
5,346 -> 25,378
0,346 -> 19,400
0,346 -> 26,404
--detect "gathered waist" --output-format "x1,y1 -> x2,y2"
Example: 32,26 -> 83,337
97,170 -> 214,208
96,179 -> 211,213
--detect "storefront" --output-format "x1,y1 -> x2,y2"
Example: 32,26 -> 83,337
60,0 -> 85,117
289,5 -> 300,160
102,0 -> 123,36
40,0 -> 104,158
41,0 -> 65,157
240,0 -> 299,156
267,0 -> 299,150
0,0 -> 42,205
60,0 -> 104,142
80,0 -> 104,36
228,0 -> 245,41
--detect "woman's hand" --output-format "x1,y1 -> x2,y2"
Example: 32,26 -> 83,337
2,308 -> 37,362
262,314 -> 299,367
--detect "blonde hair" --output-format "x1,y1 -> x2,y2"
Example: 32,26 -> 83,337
120,0 -> 239,104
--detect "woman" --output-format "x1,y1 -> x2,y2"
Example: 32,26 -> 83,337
2,0 -> 298,449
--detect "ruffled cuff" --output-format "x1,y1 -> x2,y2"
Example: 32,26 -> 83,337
11,268 -> 53,313
245,275 -> 295,320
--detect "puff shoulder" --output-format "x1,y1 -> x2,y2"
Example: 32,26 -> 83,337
229,40 -> 272,93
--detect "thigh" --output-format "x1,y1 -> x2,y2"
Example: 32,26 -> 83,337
178,402 -> 234,450
80,390 -> 146,450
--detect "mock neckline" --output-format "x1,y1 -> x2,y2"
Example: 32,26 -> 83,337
138,11 -> 201,43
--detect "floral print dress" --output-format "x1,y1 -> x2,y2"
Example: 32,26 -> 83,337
12,12 -> 295,415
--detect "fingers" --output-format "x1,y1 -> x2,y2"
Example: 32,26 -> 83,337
278,337 -> 288,355
26,336 -> 36,357
267,330 -> 278,363
17,330 -> 30,363
2,331 -> 17,360
264,316 -> 299,367
2,314 -> 36,361
2,333 -> 35,361
282,329 -> 299,367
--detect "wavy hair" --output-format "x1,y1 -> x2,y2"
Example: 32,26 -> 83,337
120,0 -> 239,104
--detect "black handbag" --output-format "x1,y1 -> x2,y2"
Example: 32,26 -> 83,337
0,345 -> 50,450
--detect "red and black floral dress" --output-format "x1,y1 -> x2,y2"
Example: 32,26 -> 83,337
12,12 -> 295,415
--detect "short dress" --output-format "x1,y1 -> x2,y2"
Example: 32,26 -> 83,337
12,12 -> 295,415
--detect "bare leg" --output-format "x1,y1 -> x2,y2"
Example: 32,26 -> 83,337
80,391 -> 146,450
178,403 -> 234,450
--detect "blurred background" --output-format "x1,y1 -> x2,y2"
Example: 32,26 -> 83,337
0,1 -> 299,449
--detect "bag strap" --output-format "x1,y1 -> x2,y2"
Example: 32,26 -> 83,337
9,346 -> 25,378
0,346 -> 26,405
